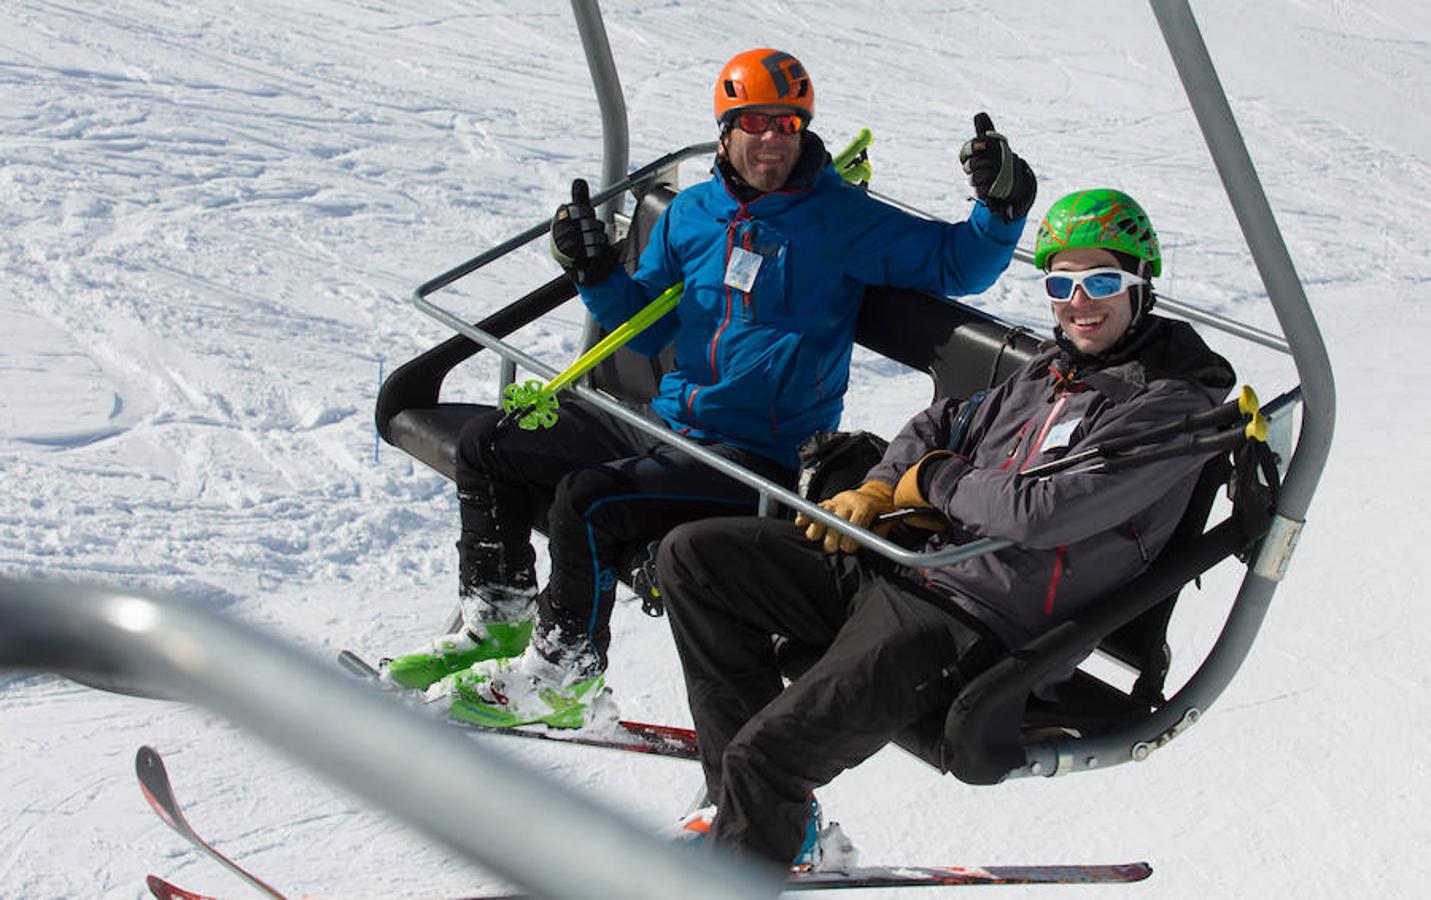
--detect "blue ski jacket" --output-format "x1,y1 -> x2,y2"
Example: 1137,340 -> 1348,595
580,150 -> 1023,468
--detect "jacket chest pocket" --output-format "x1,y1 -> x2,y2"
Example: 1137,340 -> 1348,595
730,223 -> 790,322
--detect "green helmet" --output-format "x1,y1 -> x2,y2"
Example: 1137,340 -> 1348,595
1033,188 -> 1161,276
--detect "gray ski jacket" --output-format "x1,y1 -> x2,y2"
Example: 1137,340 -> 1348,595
864,316 -> 1236,649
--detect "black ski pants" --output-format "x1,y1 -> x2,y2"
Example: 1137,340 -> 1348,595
454,397 -> 795,668
657,516 -> 1004,869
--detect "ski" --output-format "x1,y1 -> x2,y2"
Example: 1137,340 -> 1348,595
337,650 -> 700,761
464,861 -> 1152,897
139,740 -> 1148,897
136,746 -> 287,899
782,862 -> 1152,890
146,859 -> 1151,900
146,874 -> 218,900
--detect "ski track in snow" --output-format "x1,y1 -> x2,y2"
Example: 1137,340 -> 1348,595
2,1 -> 1429,897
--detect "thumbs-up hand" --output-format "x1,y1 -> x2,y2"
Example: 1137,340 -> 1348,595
958,112 -> 1037,223
550,178 -> 618,286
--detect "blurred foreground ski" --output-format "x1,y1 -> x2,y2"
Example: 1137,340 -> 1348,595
148,862 -> 1153,900
136,746 -> 287,899
337,649 -> 700,760
782,863 -> 1152,890
139,742 -> 1148,898
467,861 -> 1153,896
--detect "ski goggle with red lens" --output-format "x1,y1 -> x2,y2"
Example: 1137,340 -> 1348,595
731,112 -> 806,135
1042,267 -> 1147,302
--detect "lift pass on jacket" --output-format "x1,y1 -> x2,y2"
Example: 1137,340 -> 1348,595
724,246 -> 763,291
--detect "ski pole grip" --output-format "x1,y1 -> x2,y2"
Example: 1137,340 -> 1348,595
1184,385 -> 1260,432
832,128 -> 873,171
1245,409 -> 1269,443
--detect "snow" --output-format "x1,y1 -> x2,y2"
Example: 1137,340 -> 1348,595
1,0 -> 1427,897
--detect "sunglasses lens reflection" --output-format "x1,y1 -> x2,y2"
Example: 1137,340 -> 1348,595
1045,276 -> 1075,300
1082,272 -> 1125,298
735,113 -> 803,135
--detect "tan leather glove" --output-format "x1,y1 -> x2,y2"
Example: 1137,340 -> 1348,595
893,451 -> 955,509
795,481 -> 895,554
890,451 -> 955,532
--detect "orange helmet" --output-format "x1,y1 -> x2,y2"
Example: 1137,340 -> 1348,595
713,49 -> 814,124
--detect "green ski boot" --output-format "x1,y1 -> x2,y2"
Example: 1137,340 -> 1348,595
383,620 -> 533,691
441,652 -> 606,730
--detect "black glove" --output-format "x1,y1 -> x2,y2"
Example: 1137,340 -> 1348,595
550,178 -> 618,286
959,112 -> 1037,223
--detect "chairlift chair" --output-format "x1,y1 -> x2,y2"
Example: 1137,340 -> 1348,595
376,156 -> 1297,787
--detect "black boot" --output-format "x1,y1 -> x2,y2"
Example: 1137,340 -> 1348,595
456,533 -> 538,615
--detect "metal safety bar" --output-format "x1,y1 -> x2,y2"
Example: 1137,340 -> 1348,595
409,169 -> 1304,572
410,166 -> 1298,571
0,579 -> 782,900
415,142 -> 716,302
412,292 -> 1016,570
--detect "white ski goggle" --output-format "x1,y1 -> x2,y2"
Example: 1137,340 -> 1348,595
1043,267 -> 1147,302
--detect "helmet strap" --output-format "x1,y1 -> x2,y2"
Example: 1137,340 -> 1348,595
1128,258 -> 1155,331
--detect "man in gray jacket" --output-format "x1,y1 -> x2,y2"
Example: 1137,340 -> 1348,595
656,188 -> 1236,871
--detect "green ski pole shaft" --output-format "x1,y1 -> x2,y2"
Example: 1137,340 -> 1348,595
831,128 -> 872,172
494,281 -> 684,435
548,281 -> 683,394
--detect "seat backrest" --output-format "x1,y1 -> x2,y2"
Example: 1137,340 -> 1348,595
1096,451 -> 1233,704
587,187 -> 678,403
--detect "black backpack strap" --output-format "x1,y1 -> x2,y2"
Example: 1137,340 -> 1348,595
947,389 -> 990,455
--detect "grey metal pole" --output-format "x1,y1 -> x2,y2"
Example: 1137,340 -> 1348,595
570,0 -> 631,358
1013,1 -> 1341,778
0,579 -> 782,900
1003,3 -> 1340,781
1150,0 -> 1335,523
411,292 -> 1014,571
570,0 -> 629,225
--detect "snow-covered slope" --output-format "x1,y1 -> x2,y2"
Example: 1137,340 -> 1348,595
2,1 -> 1428,897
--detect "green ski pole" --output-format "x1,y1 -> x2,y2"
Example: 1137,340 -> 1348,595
496,281 -> 684,433
832,128 -> 873,187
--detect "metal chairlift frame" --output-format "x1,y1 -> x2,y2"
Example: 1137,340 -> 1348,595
396,0 -> 1332,777
0,1 -> 1333,897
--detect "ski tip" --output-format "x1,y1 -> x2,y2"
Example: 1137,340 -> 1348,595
136,744 -> 161,776
147,874 -> 219,900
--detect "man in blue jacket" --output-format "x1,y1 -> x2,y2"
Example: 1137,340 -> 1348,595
386,48 -> 1036,728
